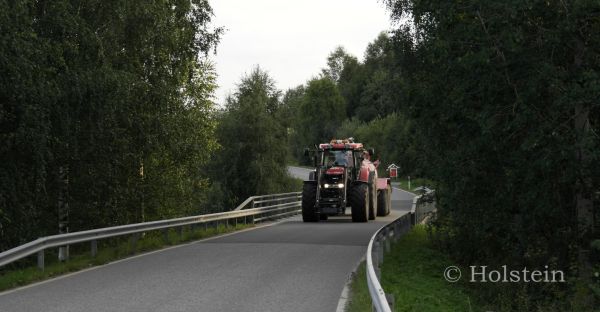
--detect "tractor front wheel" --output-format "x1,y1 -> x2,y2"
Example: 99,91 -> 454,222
302,183 -> 318,222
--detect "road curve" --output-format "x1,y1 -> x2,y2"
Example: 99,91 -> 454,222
0,167 -> 414,312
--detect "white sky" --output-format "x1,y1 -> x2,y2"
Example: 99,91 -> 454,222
209,0 -> 392,105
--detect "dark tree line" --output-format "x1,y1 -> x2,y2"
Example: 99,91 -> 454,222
0,0 -> 222,251
380,0 -> 599,309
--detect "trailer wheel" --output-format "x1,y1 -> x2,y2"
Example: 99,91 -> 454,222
368,173 -> 377,220
377,185 -> 391,216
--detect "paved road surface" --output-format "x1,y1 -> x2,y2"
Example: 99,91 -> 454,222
0,167 -> 414,312
287,165 -> 312,181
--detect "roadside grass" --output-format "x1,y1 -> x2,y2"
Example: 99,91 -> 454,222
347,225 -> 479,312
347,262 -> 373,312
0,222 -> 253,292
290,177 -> 304,189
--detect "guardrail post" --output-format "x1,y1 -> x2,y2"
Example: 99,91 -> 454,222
178,226 -> 183,239
58,246 -> 69,262
163,229 -> 170,244
386,293 -> 395,310
384,228 -> 391,254
91,240 -> 98,257
37,250 -> 45,271
377,239 -> 384,266
372,244 -> 378,267
130,233 -> 140,254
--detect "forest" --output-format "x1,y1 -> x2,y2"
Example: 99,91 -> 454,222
1,0 -> 599,309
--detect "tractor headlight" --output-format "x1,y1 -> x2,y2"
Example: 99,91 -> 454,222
323,183 -> 344,188
337,183 -> 344,188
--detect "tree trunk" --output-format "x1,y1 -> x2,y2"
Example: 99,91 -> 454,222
58,165 -> 70,261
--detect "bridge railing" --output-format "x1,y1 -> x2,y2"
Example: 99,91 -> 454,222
0,192 -> 301,270
367,189 -> 436,312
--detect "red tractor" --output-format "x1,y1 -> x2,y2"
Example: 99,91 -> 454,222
302,138 -> 392,222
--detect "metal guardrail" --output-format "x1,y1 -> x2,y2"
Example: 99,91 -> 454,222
0,192 -> 301,270
413,190 -> 436,225
367,190 -> 436,311
234,192 -> 301,210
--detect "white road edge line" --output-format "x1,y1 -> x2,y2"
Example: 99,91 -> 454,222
336,255 -> 365,312
0,214 -> 300,297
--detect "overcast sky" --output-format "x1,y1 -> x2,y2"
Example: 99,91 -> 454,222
209,0 -> 392,105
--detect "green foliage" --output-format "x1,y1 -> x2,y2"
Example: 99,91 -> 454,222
336,51 -> 365,119
322,46 -> 355,84
287,35 -> 417,168
0,0 -> 222,251
347,225 -> 480,312
296,77 -> 346,148
346,262 -> 371,312
383,225 -> 479,312
383,0 -> 600,308
280,85 -> 306,162
329,33 -> 405,121
356,33 -> 402,121
287,38 -> 416,167
210,67 -> 300,208
336,113 -> 421,175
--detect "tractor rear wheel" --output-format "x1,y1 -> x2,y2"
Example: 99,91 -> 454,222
302,183 -> 318,222
350,183 -> 368,222
377,185 -> 391,216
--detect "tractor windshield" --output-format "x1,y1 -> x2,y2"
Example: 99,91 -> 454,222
323,150 -> 352,167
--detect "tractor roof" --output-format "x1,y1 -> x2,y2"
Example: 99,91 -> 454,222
319,138 -> 363,150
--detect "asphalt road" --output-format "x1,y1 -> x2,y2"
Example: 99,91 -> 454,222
0,167 -> 414,312
287,165 -> 312,181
